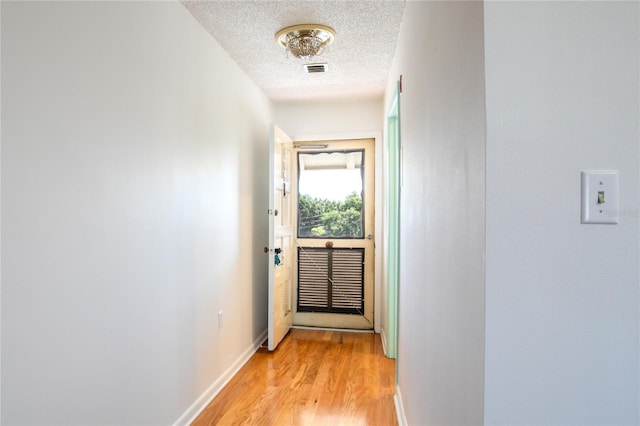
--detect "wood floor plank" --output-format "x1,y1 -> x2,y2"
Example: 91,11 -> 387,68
192,329 -> 397,426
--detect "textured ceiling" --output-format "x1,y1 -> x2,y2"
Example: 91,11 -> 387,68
182,1 -> 406,102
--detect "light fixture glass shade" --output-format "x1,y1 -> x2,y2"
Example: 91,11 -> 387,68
276,24 -> 336,60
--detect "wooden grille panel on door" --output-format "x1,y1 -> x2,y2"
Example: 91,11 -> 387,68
297,247 -> 364,314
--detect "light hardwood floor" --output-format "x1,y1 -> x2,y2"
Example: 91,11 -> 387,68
192,328 -> 397,426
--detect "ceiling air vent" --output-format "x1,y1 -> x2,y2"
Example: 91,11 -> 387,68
304,63 -> 328,74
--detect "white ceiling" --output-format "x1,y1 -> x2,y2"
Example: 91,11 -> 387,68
182,1 -> 406,102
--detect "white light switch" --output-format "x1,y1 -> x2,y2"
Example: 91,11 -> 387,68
581,171 -> 618,224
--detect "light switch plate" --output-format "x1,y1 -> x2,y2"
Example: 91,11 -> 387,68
581,171 -> 618,224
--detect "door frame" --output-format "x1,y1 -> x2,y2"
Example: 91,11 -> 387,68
286,131 -> 383,334
385,82 -> 401,359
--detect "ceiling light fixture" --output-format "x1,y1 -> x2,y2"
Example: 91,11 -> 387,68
275,24 -> 336,60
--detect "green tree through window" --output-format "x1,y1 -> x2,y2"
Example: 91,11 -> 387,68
298,192 -> 363,238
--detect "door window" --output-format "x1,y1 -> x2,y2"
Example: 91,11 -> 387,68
297,150 -> 365,239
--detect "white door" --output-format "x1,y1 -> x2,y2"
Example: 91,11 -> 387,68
267,124 -> 294,351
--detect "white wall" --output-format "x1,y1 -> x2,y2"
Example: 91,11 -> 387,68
484,2 -> 639,424
1,2 -> 272,424
274,98 -> 383,138
384,1 -> 487,424
0,3 -> 3,421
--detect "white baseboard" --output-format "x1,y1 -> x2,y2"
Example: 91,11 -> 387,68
173,329 -> 268,426
380,326 -> 388,356
394,385 -> 408,426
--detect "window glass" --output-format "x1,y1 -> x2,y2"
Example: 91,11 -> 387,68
297,150 -> 364,239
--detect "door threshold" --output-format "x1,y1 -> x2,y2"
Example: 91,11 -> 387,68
292,325 -> 374,334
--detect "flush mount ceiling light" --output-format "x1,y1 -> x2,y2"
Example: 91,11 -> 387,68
275,24 -> 336,60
